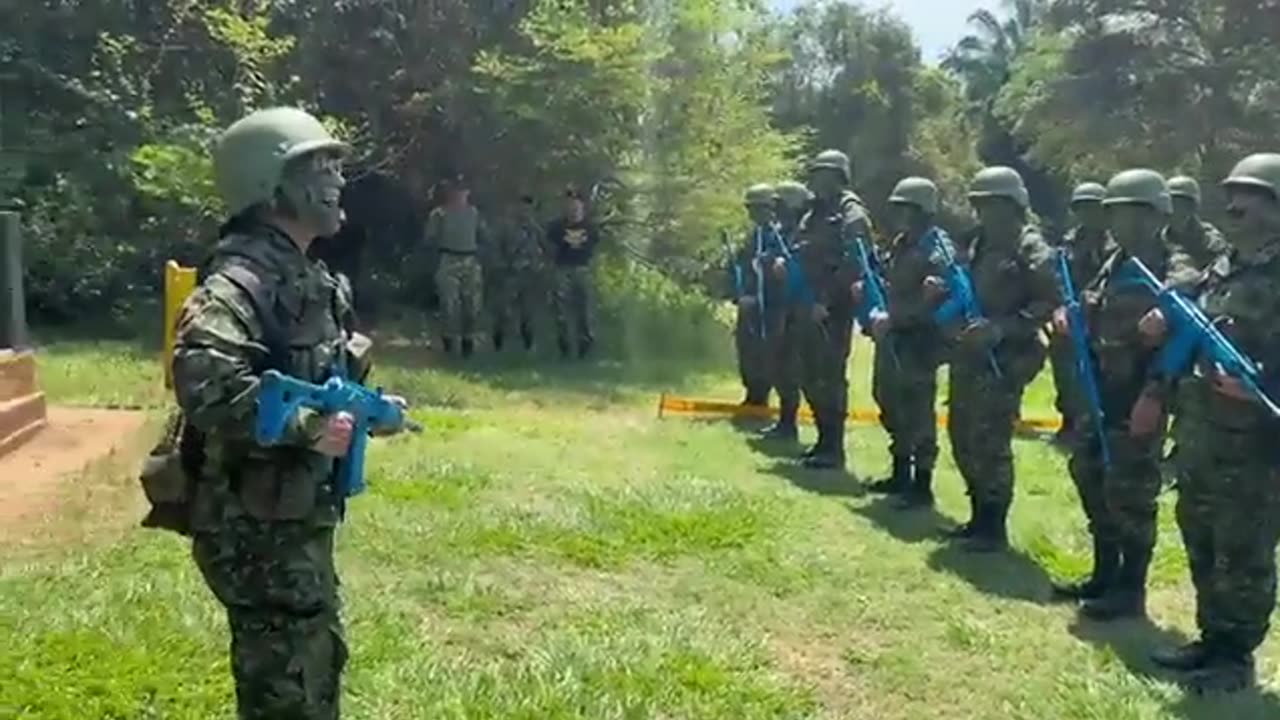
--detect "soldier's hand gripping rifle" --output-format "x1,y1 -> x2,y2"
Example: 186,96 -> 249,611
255,370 -> 423,499
1121,257 -> 1280,418
931,230 -> 1002,378
1055,249 -> 1111,467
845,230 -> 897,366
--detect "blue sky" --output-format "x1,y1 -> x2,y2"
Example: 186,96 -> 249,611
769,0 -> 997,62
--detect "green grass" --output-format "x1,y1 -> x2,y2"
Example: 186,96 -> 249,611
1,336 -> 1278,719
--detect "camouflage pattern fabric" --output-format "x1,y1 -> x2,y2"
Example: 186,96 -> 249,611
171,224 -> 358,719
944,224 -> 1058,508
872,228 -> 955,470
1167,219 -> 1229,278
1048,226 -> 1114,425
733,226 -> 782,403
490,218 -> 547,342
1173,239 -> 1280,658
1067,244 -> 1196,555
435,254 -> 484,345
792,190 -> 872,463
553,265 -> 595,353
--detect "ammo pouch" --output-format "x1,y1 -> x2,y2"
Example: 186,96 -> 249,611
139,410 -> 204,537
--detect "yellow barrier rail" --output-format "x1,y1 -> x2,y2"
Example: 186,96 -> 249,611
163,260 -> 198,389
656,393 -> 1062,435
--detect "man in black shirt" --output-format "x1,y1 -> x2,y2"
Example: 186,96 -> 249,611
546,186 -> 602,358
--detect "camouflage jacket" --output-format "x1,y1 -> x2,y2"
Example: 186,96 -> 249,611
1083,234 -> 1197,410
732,223 -> 789,301
172,224 -> 365,531
793,190 -> 872,314
1175,236 -> 1280,442
1061,226 -> 1114,291
945,223 -> 1058,381
495,217 -> 546,275
1167,219 -> 1229,277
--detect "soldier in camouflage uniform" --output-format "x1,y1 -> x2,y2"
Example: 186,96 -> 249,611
425,175 -> 491,357
171,107 -> 409,719
1148,154 -> 1280,693
490,195 -> 546,351
1048,182 -> 1113,445
760,180 -> 813,442
863,177 -> 954,508
731,183 -> 778,406
1049,170 -> 1197,619
1167,176 -> 1229,275
938,167 -> 1059,552
793,149 -> 873,470
547,186 -> 603,358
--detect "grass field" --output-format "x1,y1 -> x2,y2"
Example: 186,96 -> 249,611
1,334 -> 1278,719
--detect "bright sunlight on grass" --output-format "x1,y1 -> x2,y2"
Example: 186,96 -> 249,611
1,338 -> 1277,719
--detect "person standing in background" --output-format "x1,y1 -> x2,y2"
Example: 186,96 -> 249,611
546,186 -> 602,359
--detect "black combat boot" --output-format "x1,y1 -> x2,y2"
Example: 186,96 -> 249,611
1152,640 -> 1214,672
964,500 -> 1009,553
578,337 -> 593,358
944,495 -> 981,540
1185,652 -> 1256,694
761,396 -> 799,441
1051,537 -> 1119,602
493,330 -> 505,352
520,322 -> 535,351
461,338 -> 475,358
559,337 -> 572,359
868,455 -> 911,495
1081,542 -> 1150,621
896,461 -> 935,509
441,337 -> 454,354
803,415 -> 845,470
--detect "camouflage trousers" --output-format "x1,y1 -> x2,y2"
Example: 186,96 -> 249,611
1048,335 -> 1083,424
1067,415 -> 1165,552
193,520 -> 346,720
1175,422 -> 1280,657
491,270 -> 545,339
946,361 -> 1028,508
872,334 -> 940,468
435,254 -> 484,344
768,306 -> 802,421
799,308 -> 853,442
735,301 -> 772,403
553,266 -> 595,353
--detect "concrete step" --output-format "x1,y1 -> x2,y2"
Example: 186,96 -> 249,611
0,391 -> 47,459
0,350 -> 38,404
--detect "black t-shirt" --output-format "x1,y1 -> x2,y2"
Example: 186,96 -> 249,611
546,217 -> 601,267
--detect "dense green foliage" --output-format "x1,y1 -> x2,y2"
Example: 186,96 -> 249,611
2,0 -> 1273,327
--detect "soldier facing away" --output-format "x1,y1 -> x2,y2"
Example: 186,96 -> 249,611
425,175 -> 491,357
170,107 -> 410,719
759,180 -> 813,443
937,166 -> 1058,552
1047,182 -> 1113,446
731,183 -> 779,407
863,177 -> 954,509
490,194 -> 546,351
1050,170 -> 1197,620
1148,153 -> 1280,693
793,149 -> 873,470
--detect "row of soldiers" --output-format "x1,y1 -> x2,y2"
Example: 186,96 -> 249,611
726,149 -> 1280,694
424,178 -> 602,358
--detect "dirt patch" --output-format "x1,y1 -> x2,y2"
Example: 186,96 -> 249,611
0,407 -> 149,527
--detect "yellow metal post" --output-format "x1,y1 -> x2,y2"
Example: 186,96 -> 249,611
163,260 -> 198,389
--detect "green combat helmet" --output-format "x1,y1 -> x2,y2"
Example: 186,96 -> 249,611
1221,153 -> 1280,199
1167,175 -> 1202,204
1103,169 -> 1172,214
744,183 -> 776,207
888,177 -> 940,215
807,149 -> 852,184
1070,182 -> 1107,205
214,107 -> 350,217
967,166 -> 1030,209
774,180 -> 812,211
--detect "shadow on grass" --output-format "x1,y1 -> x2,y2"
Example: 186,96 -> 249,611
1070,617 -> 1280,718
926,540 -> 1053,604
745,434 -> 804,460
763,459 -> 864,499
849,496 -> 950,544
